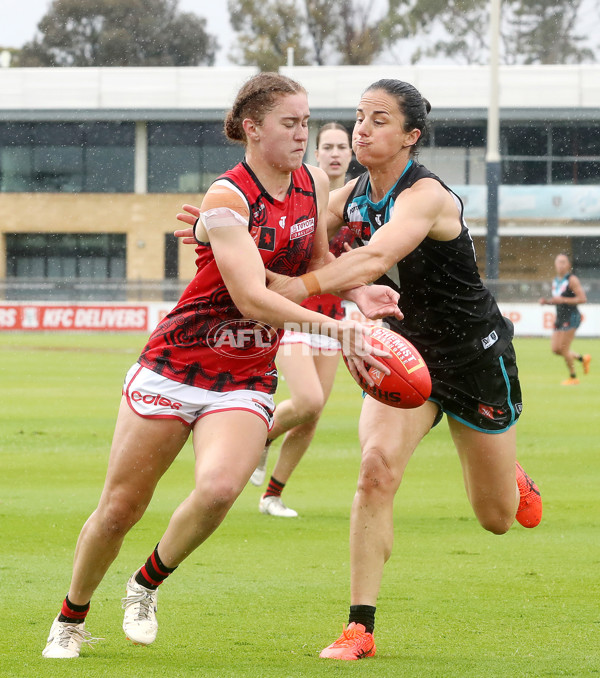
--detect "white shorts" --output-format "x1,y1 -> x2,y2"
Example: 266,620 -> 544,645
278,330 -> 341,355
123,364 -> 275,429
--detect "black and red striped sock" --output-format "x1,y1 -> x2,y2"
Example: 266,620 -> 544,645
135,544 -> 177,590
58,595 -> 90,624
263,476 -> 285,499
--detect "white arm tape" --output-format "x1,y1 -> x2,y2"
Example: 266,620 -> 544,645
200,207 -> 249,231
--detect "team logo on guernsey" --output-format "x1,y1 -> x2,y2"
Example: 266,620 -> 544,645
481,330 -> 499,349
257,226 -> 276,251
207,319 -> 279,358
279,216 -> 287,228
290,217 -> 315,240
251,201 -> 268,227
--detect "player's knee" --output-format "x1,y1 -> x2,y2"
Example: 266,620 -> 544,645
99,495 -> 146,536
476,507 -> 513,535
289,417 -> 320,440
292,391 -> 325,423
357,446 -> 399,496
192,479 -> 239,515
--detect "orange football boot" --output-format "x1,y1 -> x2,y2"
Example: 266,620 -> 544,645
319,622 -> 376,660
561,377 -> 580,386
515,461 -> 542,528
582,354 -> 591,375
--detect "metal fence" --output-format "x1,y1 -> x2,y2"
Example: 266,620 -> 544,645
2,278 -> 600,303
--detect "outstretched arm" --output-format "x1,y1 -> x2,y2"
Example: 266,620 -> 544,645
268,179 -> 453,304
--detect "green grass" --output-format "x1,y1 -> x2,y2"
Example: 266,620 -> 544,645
1,333 -> 599,677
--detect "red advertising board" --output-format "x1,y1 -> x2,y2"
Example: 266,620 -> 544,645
0,304 -> 148,331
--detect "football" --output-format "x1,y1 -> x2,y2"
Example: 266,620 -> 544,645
343,326 -> 432,408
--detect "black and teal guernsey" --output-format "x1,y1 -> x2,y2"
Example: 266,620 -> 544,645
551,272 -> 581,329
343,161 -> 513,371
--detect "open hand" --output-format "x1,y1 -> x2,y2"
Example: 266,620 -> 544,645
333,320 -> 391,387
351,284 -> 403,321
174,204 -> 200,245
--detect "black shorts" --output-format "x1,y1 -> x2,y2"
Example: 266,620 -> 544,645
554,307 -> 581,331
428,343 -> 522,433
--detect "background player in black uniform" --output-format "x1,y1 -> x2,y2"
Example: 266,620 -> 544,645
265,79 -> 543,660
539,252 -> 590,385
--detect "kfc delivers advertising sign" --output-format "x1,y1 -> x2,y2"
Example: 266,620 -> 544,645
0,304 -> 148,331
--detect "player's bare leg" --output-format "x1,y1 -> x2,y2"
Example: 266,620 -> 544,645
270,349 -> 339,482
449,420 -> 518,534
551,328 -> 578,381
268,344 -> 329,442
119,410 -> 269,646
69,399 -> 190,606
451,420 -> 541,529
156,410 -> 269,565
320,398 -> 437,660
258,346 -> 339,517
350,398 -> 439,606
44,399 -> 190,658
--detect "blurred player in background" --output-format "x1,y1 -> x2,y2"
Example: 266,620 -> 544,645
265,78 -> 544,660
250,123 -> 355,518
539,252 -> 590,385
42,72 -> 396,660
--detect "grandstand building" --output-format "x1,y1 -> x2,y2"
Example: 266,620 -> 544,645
0,64 -> 599,300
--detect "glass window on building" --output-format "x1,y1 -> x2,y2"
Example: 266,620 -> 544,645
552,125 -> 600,156
430,125 -> 486,149
147,122 -> 243,193
6,233 -> 126,279
0,122 -> 135,193
424,124 -> 486,184
502,159 -> 549,184
502,124 -> 548,157
551,125 -> 600,185
501,122 -> 600,185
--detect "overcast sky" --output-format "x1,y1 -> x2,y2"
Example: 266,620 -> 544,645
2,0 -> 598,66
0,0 -> 235,64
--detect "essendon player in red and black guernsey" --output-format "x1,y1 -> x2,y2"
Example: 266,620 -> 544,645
42,72 -> 398,660
139,160 -> 322,394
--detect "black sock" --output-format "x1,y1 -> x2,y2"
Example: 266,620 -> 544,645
58,595 -> 90,623
135,544 -> 177,590
349,604 -> 376,634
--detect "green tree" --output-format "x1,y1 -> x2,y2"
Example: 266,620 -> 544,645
405,0 -> 489,64
333,0 -> 388,65
228,0 -> 311,70
302,0 -> 339,65
228,0 -> 391,68
404,0 -> 596,65
18,0 -> 218,67
504,0 -> 594,65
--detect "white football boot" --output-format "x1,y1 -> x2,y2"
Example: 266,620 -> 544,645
122,574 -> 159,645
42,616 -> 102,658
259,495 -> 298,518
